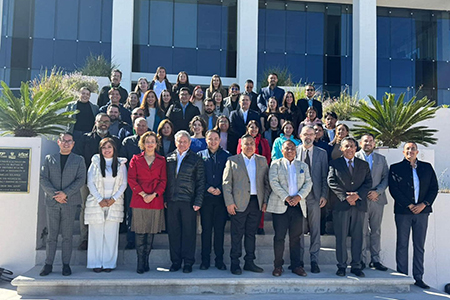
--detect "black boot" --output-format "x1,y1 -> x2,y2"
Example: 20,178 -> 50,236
144,234 -> 154,272
135,233 -> 146,274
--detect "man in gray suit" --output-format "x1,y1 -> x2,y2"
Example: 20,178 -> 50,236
223,134 -> 271,275
297,126 -> 329,273
355,133 -> 389,271
40,132 -> 86,276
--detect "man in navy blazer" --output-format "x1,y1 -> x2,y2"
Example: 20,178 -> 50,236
328,137 -> 372,278
229,94 -> 260,138
297,85 -> 323,120
389,142 -> 438,289
257,73 -> 285,112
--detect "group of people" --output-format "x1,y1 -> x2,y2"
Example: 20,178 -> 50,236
39,67 -> 438,290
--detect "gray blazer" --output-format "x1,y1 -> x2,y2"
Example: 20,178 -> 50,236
40,152 -> 86,207
266,158 -> 312,216
66,101 -> 99,133
297,145 -> 328,201
355,150 -> 389,205
223,154 -> 270,212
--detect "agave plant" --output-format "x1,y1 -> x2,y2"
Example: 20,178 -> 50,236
0,81 -> 78,137
352,93 -> 439,148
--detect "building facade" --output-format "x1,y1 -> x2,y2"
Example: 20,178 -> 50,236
0,0 -> 449,104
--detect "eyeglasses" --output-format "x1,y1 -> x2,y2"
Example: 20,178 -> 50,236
306,89 -> 315,92
231,88 -> 239,91
98,120 -> 110,124
60,139 -> 74,144
133,113 -> 144,116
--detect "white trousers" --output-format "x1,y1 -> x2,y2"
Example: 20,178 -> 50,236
87,220 -> 120,269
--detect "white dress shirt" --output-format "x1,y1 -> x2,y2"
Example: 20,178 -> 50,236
282,158 -> 298,197
241,109 -> 249,123
176,149 -> 188,174
242,153 -> 257,195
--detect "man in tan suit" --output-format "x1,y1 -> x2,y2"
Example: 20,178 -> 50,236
223,134 -> 271,275
266,140 -> 312,277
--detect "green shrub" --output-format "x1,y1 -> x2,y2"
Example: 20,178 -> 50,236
79,53 -> 118,77
259,66 -> 294,88
322,90 -> 364,121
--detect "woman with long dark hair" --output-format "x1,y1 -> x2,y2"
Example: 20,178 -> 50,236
329,123 -> 350,160
190,85 -> 205,114
124,92 -> 140,111
212,91 -> 229,117
158,89 -> 174,115
213,115 -> 237,155
280,91 -> 302,128
172,71 -> 193,101
85,138 -> 127,273
260,97 -> 282,132
156,119 -> 176,157
128,131 -> 167,274
205,74 -> 227,99
298,106 -> 322,134
263,114 -> 281,149
149,66 -> 172,98
140,90 -> 165,132
271,121 -> 301,160
189,115 -> 207,153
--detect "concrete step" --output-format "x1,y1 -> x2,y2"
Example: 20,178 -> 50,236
36,245 -> 340,266
11,265 -> 414,297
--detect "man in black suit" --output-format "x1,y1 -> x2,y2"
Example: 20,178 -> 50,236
229,94 -> 260,138
242,79 -> 258,112
257,73 -> 285,112
166,87 -> 200,132
97,69 -> 128,107
297,85 -> 323,120
328,137 -> 372,277
389,142 -> 438,289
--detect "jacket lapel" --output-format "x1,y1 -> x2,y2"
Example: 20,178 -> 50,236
237,154 -> 250,181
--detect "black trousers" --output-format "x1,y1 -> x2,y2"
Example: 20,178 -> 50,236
333,207 -> 365,269
124,187 -> 135,244
272,205 -> 304,268
200,196 -> 228,264
167,201 -> 197,266
230,196 -> 261,266
395,213 -> 429,281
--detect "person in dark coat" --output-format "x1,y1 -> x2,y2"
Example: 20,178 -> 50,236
97,69 -> 128,107
166,87 -> 200,133
229,94 -> 260,139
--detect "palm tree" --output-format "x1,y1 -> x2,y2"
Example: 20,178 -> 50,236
0,81 -> 78,137
352,93 -> 439,148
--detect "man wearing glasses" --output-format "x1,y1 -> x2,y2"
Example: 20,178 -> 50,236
40,133 -> 86,276
297,85 -> 323,121
224,83 -> 241,112
74,113 -> 121,250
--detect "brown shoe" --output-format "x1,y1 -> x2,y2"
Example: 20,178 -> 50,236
292,266 -> 307,277
272,267 -> 284,277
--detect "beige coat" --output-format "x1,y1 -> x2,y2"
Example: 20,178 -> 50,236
222,154 -> 270,212
266,158 -> 312,216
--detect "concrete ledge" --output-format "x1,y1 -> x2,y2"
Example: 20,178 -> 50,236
12,265 -> 414,296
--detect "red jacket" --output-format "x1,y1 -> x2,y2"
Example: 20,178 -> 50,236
236,134 -> 271,165
128,152 -> 167,209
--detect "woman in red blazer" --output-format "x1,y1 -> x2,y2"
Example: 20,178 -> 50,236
128,131 -> 167,274
236,120 -> 271,235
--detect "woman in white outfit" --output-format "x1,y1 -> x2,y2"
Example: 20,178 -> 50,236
85,138 -> 127,272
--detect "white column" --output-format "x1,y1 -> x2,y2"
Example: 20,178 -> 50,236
111,0 -> 134,92
352,0 -> 377,99
236,0 -> 258,86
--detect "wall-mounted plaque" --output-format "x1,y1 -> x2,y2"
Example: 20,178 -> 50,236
0,147 -> 31,193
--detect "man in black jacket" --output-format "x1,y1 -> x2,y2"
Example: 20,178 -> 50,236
165,130 -> 205,273
297,85 -> 323,120
229,94 -> 260,138
166,87 -> 200,132
97,69 -> 128,107
328,137 -> 372,278
389,142 -> 438,289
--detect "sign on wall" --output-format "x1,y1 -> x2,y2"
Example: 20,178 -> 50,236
0,148 -> 31,193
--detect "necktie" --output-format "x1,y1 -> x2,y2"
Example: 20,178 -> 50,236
305,150 -> 311,170
348,159 -> 353,175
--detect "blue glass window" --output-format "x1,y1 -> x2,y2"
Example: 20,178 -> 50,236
437,61 -> 450,89
377,16 -> 390,58
53,40 -> 77,71
77,41 -> 101,66
33,0 -> 56,39
305,55 -> 323,84
198,3 -> 221,50
285,54 -> 305,83
377,58 -> 391,87
197,49 -> 221,76
79,0 -> 102,42
55,0 -> 79,40
391,59 -> 414,88
390,14 -> 413,59
101,0 -> 113,42
306,12 -> 324,55
286,10 -> 306,54
133,0 -> 150,45
31,38 -> 54,69
173,1 -> 197,48
173,48 -> 197,74
265,8 -> 285,53
149,0 -> 173,47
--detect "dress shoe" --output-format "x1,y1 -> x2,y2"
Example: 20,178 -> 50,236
125,242 -> 135,250
78,240 -> 88,251
199,263 -> 209,270
350,268 -> 365,277
103,268 -> 113,273
93,268 -> 103,273
292,266 -> 307,277
360,262 -> 366,270
243,262 -> 264,273
336,268 -> 346,277
370,262 -> 388,271
215,262 -> 227,270
231,265 -> 242,275
414,280 -> 430,289
256,228 -> 265,235
62,264 -> 72,276
39,264 -> 52,276
272,267 -> 283,277
169,264 -> 181,272
183,265 -> 192,273
310,262 -> 320,273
